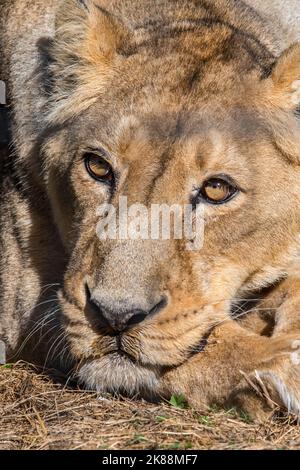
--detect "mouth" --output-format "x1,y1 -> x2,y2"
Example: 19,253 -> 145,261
76,332 -> 210,398
89,330 -> 141,364
103,344 -> 137,363
91,327 -> 209,366
73,325 -> 212,397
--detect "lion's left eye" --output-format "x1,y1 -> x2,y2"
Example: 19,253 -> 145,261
84,153 -> 114,184
199,177 -> 238,204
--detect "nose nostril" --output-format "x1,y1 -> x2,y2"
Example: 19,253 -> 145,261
149,296 -> 168,318
126,311 -> 148,328
85,284 -> 113,331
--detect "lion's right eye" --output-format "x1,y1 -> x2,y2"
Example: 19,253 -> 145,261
84,153 -> 114,184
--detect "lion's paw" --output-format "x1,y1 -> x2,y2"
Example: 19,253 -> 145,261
228,337 -> 300,420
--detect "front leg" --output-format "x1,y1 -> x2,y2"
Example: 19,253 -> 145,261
158,320 -> 300,419
231,277 -> 300,418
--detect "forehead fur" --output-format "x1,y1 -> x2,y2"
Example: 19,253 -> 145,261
40,0 -> 300,167
44,0 -> 276,125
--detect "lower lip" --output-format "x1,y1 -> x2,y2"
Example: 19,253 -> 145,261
104,349 -> 136,362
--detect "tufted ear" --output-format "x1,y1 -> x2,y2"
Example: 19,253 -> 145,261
39,0 -> 133,123
260,44 -> 300,163
269,44 -> 300,111
56,0 -> 130,63
87,4 -> 132,61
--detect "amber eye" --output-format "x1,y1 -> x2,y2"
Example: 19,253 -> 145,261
200,177 -> 238,204
84,153 -> 114,184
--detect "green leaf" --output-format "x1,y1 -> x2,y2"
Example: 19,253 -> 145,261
133,434 -> 148,443
1,363 -> 13,369
184,440 -> 193,449
169,394 -> 188,409
199,415 -> 214,426
168,441 -> 181,449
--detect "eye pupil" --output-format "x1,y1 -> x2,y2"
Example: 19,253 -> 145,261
85,153 -> 114,183
200,178 -> 237,204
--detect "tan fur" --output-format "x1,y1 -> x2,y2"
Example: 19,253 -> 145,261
1,0 -> 300,419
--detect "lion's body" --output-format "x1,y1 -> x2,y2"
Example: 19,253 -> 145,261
1,0 -> 300,417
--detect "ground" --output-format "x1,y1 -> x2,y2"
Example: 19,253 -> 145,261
0,362 -> 299,450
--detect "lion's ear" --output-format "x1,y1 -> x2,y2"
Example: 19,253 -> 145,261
262,44 -> 300,163
269,44 -> 300,110
86,4 -> 131,61
40,0 -> 132,123
55,0 -> 132,63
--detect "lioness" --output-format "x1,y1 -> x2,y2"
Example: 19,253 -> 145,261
1,0 -> 300,419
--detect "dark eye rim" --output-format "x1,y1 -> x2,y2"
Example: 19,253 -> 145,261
196,175 -> 240,205
84,152 -> 115,185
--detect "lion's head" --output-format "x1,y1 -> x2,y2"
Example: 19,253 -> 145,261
12,0 -> 300,396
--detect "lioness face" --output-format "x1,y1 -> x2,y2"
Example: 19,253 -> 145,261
38,1 -> 300,394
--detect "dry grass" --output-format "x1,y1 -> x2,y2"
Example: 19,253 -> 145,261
0,362 -> 299,450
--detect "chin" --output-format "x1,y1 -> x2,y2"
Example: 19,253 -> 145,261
77,353 -> 160,398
